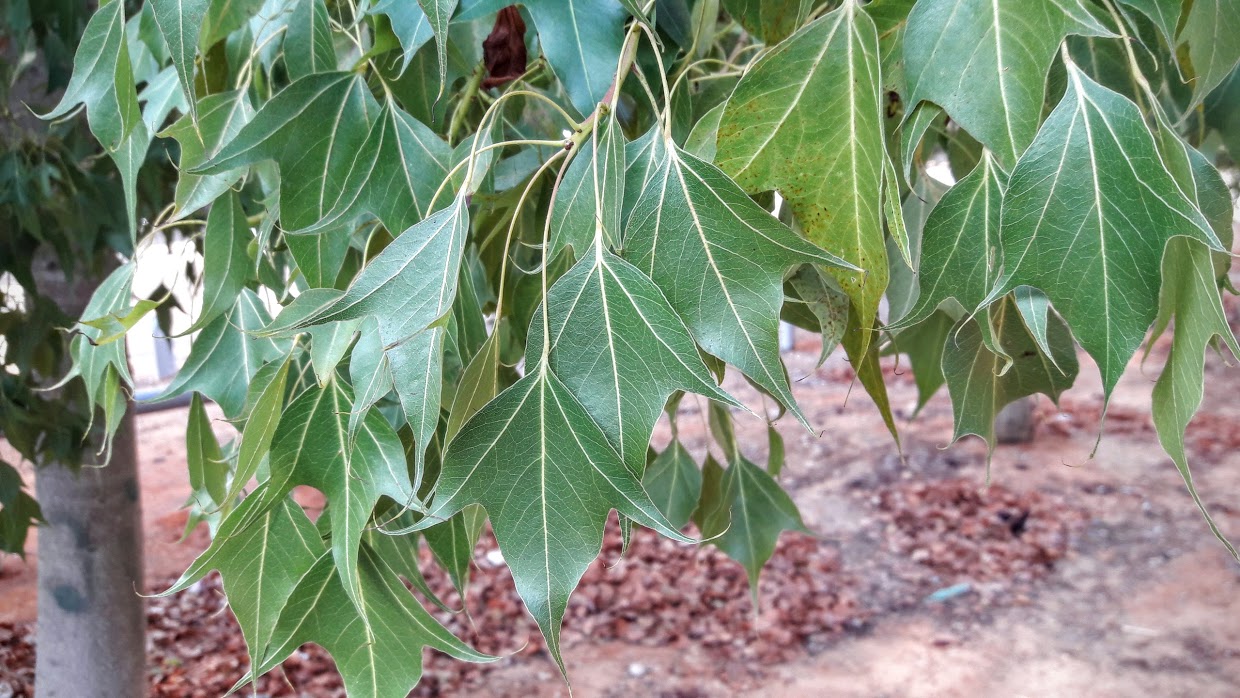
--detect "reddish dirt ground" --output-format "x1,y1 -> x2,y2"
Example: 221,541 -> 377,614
4,314 -> 1240,696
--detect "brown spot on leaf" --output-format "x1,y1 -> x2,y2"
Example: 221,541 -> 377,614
483,7 -> 528,89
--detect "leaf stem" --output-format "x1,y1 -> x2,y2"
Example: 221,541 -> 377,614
448,62 -> 486,147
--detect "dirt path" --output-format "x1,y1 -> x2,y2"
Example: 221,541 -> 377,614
3,325 -> 1239,696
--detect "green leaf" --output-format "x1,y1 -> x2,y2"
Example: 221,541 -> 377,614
422,504 -> 486,601
290,196 -> 469,345
371,0 -> 434,76
1116,0 -> 1180,47
152,290 -> 287,417
896,154 -> 1005,329
161,90 -> 254,219
388,325 -> 447,483
787,265 -> 849,365
444,329 -> 502,443
417,366 -> 691,676
298,100 -> 454,236
985,63 -> 1222,397
195,72 -> 378,232
868,0 -> 916,93
1177,0 -> 1240,108
42,0 -> 141,151
250,545 -> 493,697
548,114 -> 625,257
942,299 -> 1078,451
886,310 -> 954,414
528,245 -> 740,473
842,313 -> 899,445
903,0 -> 1112,166
460,0 -> 628,116
418,0 -> 458,98
158,494 -> 324,679
711,455 -> 807,600
716,2 -> 887,353
187,191 -> 251,333
307,319 -> 363,387
1151,238 -> 1240,558
255,380 -> 417,616
348,317 -> 393,436
56,263 -> 137,459
642,440 -> 700,529
625,137 -> 855,425
285,0 -> 336,81
228,357 -> 291,505
286,226 -> 351,288
186,393 -> 228,511
721,0 -> 813,44
149,0 -> 209,118
684,102 -> 724,161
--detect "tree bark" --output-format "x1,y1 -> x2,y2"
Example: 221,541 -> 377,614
32,249 -> 146,698
34,415 -> 145,698
995,396 -> 1036,444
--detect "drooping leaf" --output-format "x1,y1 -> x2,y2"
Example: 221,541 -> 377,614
414,366 -> 692,675
903,0 -> 1112,166
371,0 -> 434,76
248,545 -> 493,697
548,114 -> 625,257
787,265 -> 849,365
528,245 -> 739,473
895,154 -> 1005,329
161,90 -> 254,219
711,455 -> 808,600
187,190 -> 251,333
842,313 -> 899,445
716,2 -> 887,353
942,299 -> 1078,451
194,72 -> 379,232
1177,0 -> 1240,108
418,0 -> 459,98
348,317 -> 393,436
388,325 -> 447,483
444,329 -> 502,443
227,357 -> 291,505
151,290 -> 287,417
985,63 -> 1222,397
186,393 -> 228,512
252,380 -> 417,615
1116,0 -> 1180,47
1150,238 -> 1239,558
625,137 -> 855,424
642,440 -> 700,529
886,309 -> 954,414
54,263 -> 137,459
422,504 -> 486,601
41,0 -> 141,151
149,0 -> 209,117
158,493 -> 324,680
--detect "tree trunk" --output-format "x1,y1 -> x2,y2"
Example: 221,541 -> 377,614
995,396 -> 1036,444
32,250 -> 146,698
33,416 -> 145,698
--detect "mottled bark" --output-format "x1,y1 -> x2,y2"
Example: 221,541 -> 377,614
32,250 -> 146,698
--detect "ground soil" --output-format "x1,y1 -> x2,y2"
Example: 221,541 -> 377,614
3,313 -> 1240,697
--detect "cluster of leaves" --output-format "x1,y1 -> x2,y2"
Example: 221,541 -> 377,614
0,0 -> 180,554
39,0 -> 1240,692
